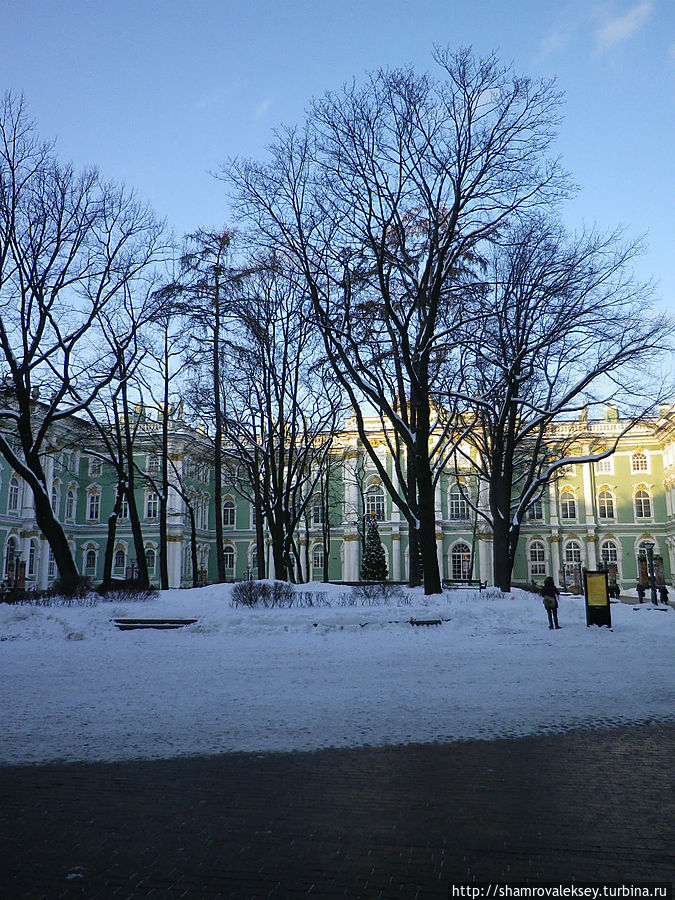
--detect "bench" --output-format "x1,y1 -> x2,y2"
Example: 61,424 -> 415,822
113,618 -> 198,630
442,579 -> 487,592
409,618 -> 443,627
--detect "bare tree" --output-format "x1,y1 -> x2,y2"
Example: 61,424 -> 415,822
225,48 -> 568,593
455,215 -> 673,590
165,229 -> 235,583
222,261 -> 343,582
0,94 -> 165,591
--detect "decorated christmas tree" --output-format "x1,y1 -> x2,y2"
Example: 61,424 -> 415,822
361,514 -> 388,581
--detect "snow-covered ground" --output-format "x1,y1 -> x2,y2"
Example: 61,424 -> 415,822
1,583 -> 673,766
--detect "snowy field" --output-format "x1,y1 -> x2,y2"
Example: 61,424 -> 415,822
1,583 -> 673,766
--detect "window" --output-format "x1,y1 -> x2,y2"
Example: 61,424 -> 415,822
116,487 -> 129,520
312,498 -> 324,526
529,540 -> 546,576
63,451 -> 76,474
250,504 -> 257,528
527,499 -> 544,521
634,489 -> 651,519
223,545 -> 235,570
146,492 -> 159,519
365,484 -> 385,522
48,549 -> 55,578
449,485 -> 469,520
28,541 -> 37,578
65,489 -> 75,521
87,491 -> 101,521
560,491 -> 576,520
8,476 -> 20,514
147,454 -> 160,474
249,546 -> 258,575
451,542 -> 471,580
4,536 -> 19,580
595,457 -> 613,475
222,499 -> 235,528
51,480 -> 61,517
85,549 -> 97,572
114,548 -> 126,570
564,541 -> 582,565
89,457 -> 103,477
145,548 -> 156,572
600,541 -> 618,565
631,452 -> 648,473
598,490 -> 614,519
312,545 -> 324,570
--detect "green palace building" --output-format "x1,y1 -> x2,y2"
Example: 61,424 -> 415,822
2,405 -> 675,595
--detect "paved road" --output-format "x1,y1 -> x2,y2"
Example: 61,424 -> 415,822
1,723 -> 674,898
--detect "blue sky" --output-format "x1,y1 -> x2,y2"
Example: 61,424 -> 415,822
2,0 -> 673,306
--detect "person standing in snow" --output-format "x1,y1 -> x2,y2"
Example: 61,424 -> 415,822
541,576 -> 561,629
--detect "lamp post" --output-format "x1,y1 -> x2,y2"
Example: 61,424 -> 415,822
643,541 -> 658,604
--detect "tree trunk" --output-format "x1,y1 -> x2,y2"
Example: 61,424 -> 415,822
121,381 -> 149,588
102,484 -> 124,587
159,332 -> 170,590
32,482 -> 81,592
212,278 -> 226,583
416,464 -> 442,595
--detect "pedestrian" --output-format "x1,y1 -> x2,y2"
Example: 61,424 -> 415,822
541,576 -> 561,629
658,584 -> 669,605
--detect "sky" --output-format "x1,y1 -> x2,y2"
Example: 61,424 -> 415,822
1,583 -> 673,764
1,0 -> 674,307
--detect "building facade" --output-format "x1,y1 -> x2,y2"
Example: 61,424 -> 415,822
2,407 -> 675,594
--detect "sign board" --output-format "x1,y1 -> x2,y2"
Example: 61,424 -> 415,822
584,569 -> 611,627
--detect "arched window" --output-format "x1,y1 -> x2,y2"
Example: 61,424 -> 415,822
65,489 -> 75,521
312,498 -> 324,526
529,540 -> 546,576
222,499 -> 235,528
598,489 -> 614,519
223,545 -> 235,570
365,483 -> 385,521
564,540 -> 582,565
51,479 -> 61,517
631,451 -> 648,473
600,540 -> 618,565
114,548 -> 126,570
634,489 -> 651,519
450,542 -> 471,580
449,485 -> 469,520
560,491 -> 576,520
249,546 -> 258,576
312,544 -> 324,570
4,536 -> 19,580
145,547 -> 156,572
8,476 -> 20,514
85,549 -> 97,572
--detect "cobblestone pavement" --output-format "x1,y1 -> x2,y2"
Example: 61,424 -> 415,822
1,723 -> 674,898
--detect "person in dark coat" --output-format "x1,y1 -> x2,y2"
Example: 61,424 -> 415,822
541,576 -> 561,629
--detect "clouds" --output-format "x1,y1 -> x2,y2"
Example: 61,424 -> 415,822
539,1 -> 656,60
595,1 -> 653,52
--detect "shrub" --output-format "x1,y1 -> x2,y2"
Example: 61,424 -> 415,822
352,582 -> 406,606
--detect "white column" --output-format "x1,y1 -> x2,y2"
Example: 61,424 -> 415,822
582,456 -> 595,525
391,531 -> 401,581
267,541 -> 276,580
299,540 -> 308,582
344,534 -> 359,581
478,534 -> 493,585
436,533 -> 444,579
167,536 -> 182,588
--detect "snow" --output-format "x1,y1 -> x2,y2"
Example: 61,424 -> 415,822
1,583 -> 673,766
